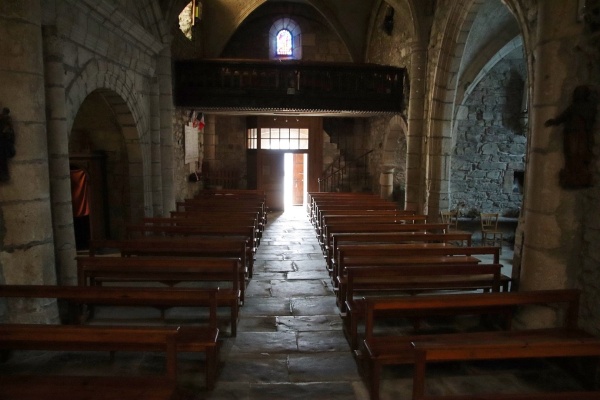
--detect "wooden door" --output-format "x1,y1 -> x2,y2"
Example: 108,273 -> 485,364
259,151 -> 285,211
292,153 -> 304,205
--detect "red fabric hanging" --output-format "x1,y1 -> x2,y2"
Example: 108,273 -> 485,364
70,168 -> 90,217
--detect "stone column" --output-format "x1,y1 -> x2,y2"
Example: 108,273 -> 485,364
405,43 -> 427,213
521,1 -> 584,295
379,166 -> 394,200
150,76 -> 163,216
157,43 -> 175,212
0,1 -> 59,323
43,26 -> 77,285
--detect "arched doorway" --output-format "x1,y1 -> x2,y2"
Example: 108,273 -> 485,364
69,90 -> 138,247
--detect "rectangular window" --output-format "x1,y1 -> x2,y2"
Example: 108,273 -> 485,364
248,127 -> 309,150
247,128 -> 257,149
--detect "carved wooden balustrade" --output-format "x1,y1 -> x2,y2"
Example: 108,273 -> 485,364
173,59 -> 405,113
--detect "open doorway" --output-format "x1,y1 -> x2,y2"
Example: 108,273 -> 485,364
284,153 -> 307,209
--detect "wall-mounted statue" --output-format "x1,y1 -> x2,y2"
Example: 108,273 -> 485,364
544,85 -> 598,189
0,107 -> 16,182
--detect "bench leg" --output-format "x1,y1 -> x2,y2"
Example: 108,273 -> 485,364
412,351 -> 427,400
206,346 -> 218,391
350,315 -> 359,350
369,360 -> 382,400
166,339 -> 178,381
231,303 -> 238,337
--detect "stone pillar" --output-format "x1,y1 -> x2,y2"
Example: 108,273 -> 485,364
203,114 -> 217,172
379,166 -> 394,200
43,26 -> 77,285
150,76 -> 163,216
521,1 -> 583,295
426,134 -> 452,221
405,43 -> 427,213
0,1 -> 59,323
157,43 -> 175,212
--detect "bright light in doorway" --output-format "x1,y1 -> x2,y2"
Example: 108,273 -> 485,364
284,153 -> 307,210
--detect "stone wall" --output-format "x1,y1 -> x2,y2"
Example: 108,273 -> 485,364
215,116 -> 248,188
577,10 -> 600,335
363,2 -> 412,196
450,53 -> 526,216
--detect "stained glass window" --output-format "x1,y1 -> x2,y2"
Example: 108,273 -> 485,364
276,29 -> 292,56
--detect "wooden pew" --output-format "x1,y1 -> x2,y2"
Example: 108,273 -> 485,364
328,231 -> 473,272
322,222 -> 449,258
76,256 -> 242,334
343,263 -> 503,349
97,233 -> 255,279
0,284 -> 221,329
411,393 -> 600,400
411,330 -> 600,400
195,188 -> 265,198
318,214 -> 429,247
308,193 -> 398,223
125,224 -> 258,259
360,289 -> 594,400
0,376 -> 180,400
334,245 -> 507,310
312,203 -> 400,227
0,324 -> 218,385
169,210 -> 265,237
0,285 -> 220,387
313,208 -> 414,233
179,196 -> 266,213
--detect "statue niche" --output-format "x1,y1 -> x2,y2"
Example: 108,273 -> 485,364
544,85 -> 598,189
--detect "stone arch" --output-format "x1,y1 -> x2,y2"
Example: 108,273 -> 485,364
380,115 -> 408,201
425,0 -> 483,216
455,36 -> 523,122
64,60 -> 152,230
381,115 -> 408,167
183,0 -> 357,60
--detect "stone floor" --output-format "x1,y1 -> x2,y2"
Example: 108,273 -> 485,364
0,206 -> 589,399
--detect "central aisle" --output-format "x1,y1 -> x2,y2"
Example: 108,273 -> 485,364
207,207 -> 368,399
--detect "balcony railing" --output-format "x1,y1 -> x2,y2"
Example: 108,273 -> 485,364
173,59 -> 405,113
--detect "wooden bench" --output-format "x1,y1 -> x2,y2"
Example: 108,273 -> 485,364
0,284 -> 221,330
411,329 -> 600,399
143,214 -> 260,237
314,209 -> 417,237
76,256 -> 243,334
322,222 -> 450,258
0,285 -> 220,387
343,263 -> 503,349
92,235 -> 254,280
328,231 -> 473,272
309,195 -> 399,221
335,245 -> 505,301
312,203 -> 400,227
410,393 -> 600,400
313,208 -> 412,226
0,375 -> 180,400
179,197 -> 266,216
360,289 -> 594,400
319,214 -> 430,247
125,224 -> 258,259
169,210 -> 265,237
0,324 -> 219,387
